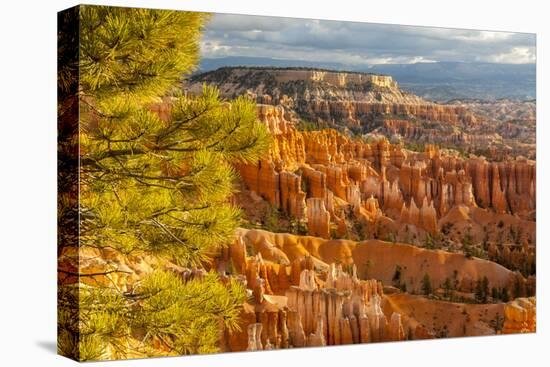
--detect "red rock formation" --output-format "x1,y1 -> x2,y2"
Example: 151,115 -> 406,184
236,160 -> 280,207
218,230 -> 416,351
399,197 -> 437,234
234,104 -> 535,249
285,265 -> 405,346
306,198 -> 330,239
300,166 -> 326,198
247,323 -> 264,351
279,171 -> 306,219
503,297 -> 536,334
188,68 -> 535,211
187,67 -> 477,129
237,229 -> 530,295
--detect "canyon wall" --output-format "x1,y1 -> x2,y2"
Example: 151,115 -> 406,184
236,228 -> 528,296
187,67 -> 476,128
216,231 -> 411,351
58,223 -> 534,357
204,68 -> 399,89
213,228 -> 535,351
235,104 -> 536,251
188,67 -> 535,158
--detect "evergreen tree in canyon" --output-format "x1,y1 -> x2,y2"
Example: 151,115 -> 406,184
421,273 -> 433,295
58,6 -> 270,360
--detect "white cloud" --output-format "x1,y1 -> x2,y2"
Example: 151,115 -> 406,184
365,56 -> 438,65
201,13 -> 536,65
484,47 -> 536,64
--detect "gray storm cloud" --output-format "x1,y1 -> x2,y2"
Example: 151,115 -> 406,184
201,13 -> 536,65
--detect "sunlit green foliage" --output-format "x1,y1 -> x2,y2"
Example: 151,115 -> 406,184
80,84 -> 271,265
58,272 -> 246,360
77,6 -> 205,103
77,5 -> 270,264
58,5 -> 270,361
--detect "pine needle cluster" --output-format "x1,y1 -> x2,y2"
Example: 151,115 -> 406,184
58,272 -> 246,360
58,5 -> 271,360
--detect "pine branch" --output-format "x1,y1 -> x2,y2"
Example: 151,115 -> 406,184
58,269 -> 132,277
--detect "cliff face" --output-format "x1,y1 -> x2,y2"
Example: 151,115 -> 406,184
187,67 -> 476,128
235,229 -> 527,295
235,105 -> 536,253
191,67 -> 398,89
503,297 -> 536,334
219,68 -> 399,89
188,67 -> 535,158
383,293 -> 535,338
59,226 -> 534,356
215,230 -> 412,351
211,228 -> 534,351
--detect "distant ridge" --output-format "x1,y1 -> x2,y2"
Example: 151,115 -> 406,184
193,65 -> 388,77
198,56 -> 351,73
198,57 -> 535,101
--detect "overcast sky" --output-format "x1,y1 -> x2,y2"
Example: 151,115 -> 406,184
201,13 -> 536,65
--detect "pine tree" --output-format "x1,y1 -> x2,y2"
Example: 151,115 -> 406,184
501,287 -> 510,302
442,277 -> 453,299
58,271 -> 246,359
392,265 -> 403,287
58,5 -> 270,360
513,276 -> 524,298
76,6 -> 270,263
424,233 -> 434,249
462,227 -> 474,259
491,287 -> 500,301
474,276 -> 490,303
475,279 -> 484,303
421,273 -> 432,295
80,84 -> 270,264
482,276 -> 490,303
